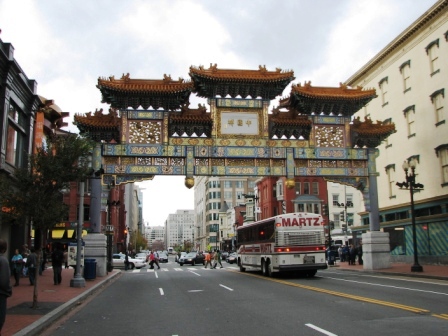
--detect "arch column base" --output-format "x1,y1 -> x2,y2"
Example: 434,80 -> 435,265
361,231 -> 391,270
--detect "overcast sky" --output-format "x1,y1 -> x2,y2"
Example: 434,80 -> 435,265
0,0 -> 438,227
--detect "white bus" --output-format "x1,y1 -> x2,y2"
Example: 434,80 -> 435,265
237,213 -> 327,277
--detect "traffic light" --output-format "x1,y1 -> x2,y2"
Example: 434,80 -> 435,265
322,204 -> 328,216
124,229 -> 128,237
330,221 -> 335,230
339,211 -> 345,222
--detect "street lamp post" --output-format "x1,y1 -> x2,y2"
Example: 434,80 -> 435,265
70,181 -> 86,288
106,200 -> 119,272
396,159 -> 424,272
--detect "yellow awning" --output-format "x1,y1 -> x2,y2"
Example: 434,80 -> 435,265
67,230 -> 75,239
82,230 -> 88,237
51,230 -> 64,239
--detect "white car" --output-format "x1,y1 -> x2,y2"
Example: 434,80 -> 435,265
112,253 -> 146,269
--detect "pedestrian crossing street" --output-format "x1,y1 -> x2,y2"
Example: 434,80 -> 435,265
128,266 -> 238,273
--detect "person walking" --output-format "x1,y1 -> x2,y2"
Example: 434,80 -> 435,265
204,251 -> 212,269
357,243 -> 363,265
212,249 -> 223,269
25,248 -> 38,285
11,249 -> 24,286
148,251 -> 160,269
63,249 -> 69,269
51,245 -> 64,285
0,239 -> 13,336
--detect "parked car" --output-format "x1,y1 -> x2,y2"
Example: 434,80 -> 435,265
135,252 -> 148,261
226,253 -> 238,264
221,251 -> 229,260
179,252 -> 205,266
175,252 -> 187,263
112,253 -> 146,269
158,252 -> 169,263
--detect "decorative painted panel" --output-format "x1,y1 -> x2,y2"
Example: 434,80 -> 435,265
128,121 -> 162,144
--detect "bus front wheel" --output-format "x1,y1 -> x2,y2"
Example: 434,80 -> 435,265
239,259 -> 246,272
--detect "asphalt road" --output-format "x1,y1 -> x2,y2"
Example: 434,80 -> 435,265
42,260 -> 448,336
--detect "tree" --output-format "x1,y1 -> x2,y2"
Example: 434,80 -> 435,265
0,133 -> 93,308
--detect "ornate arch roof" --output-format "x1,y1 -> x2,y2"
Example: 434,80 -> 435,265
73,108 -> 121,143
97,73 -> 194,110
351,116 -> 396,148
189,64 -> 295,99
280,82 -> 377,117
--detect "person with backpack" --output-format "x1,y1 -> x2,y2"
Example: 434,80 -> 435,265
51,244 -> 64,285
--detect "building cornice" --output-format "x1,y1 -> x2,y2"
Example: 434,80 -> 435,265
345,0 -> 448,85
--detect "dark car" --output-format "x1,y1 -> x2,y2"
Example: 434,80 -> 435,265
158,252 -> 168,263
179,252 -> 205,266
226,253 -> 238,264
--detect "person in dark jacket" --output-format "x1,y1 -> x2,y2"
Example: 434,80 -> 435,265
0,239 -> 12,335
51,245 -> 64,285
357,243 -> 363,265
25,248 -> 38,285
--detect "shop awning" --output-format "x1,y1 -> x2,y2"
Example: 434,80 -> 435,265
67,230 -> 75,239
50,229 -> 89,240
51,230 -> 65,239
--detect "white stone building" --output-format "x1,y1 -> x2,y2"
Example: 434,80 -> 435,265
165,209 -> 195,251
345,0 -> 448,263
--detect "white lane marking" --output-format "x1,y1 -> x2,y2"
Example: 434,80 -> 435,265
323,276 -> 448,296
174,268 -> 183,271
155,271 -> 158,278
219,284 -> 234,291
305,323 -> 337,336
159,288 -> 164,295
188,290 -> 203,292
189,270 -> 201,276
132,269 -> 140,273
146,269 -> 154,272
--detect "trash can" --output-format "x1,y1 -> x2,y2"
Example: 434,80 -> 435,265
327,250 -> 336,266
84,259 -> 97,280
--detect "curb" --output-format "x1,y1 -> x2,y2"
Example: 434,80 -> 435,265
13,271 -> 122,336
331,265 -> 448,281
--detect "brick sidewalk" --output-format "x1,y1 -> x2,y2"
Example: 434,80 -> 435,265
330,260 -> 448,280
4,267 -> 119,336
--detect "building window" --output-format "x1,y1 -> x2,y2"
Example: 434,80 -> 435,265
430,89 -> 445,125
425,39 -> 439,76
223,181 -> 232,188
312,182 -> 319,195
399,60 -> 411,93
435,144 -> 448,186
303,182 -> 310,195
346,194 -> 353,207
332,194 -> 339,206
295,182 -> 301,195
385,164 -> 396,198
6,103 -> 26,168
379,76 -> 388,107
403,105 -> 416,137
383,118 -> 393,148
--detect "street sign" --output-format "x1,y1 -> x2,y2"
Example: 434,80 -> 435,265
105,225 -> 114,232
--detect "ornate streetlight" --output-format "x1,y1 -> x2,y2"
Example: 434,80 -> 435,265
396,159 -> 424,272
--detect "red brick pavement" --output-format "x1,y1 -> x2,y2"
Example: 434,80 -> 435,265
3,267 -> 119,336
